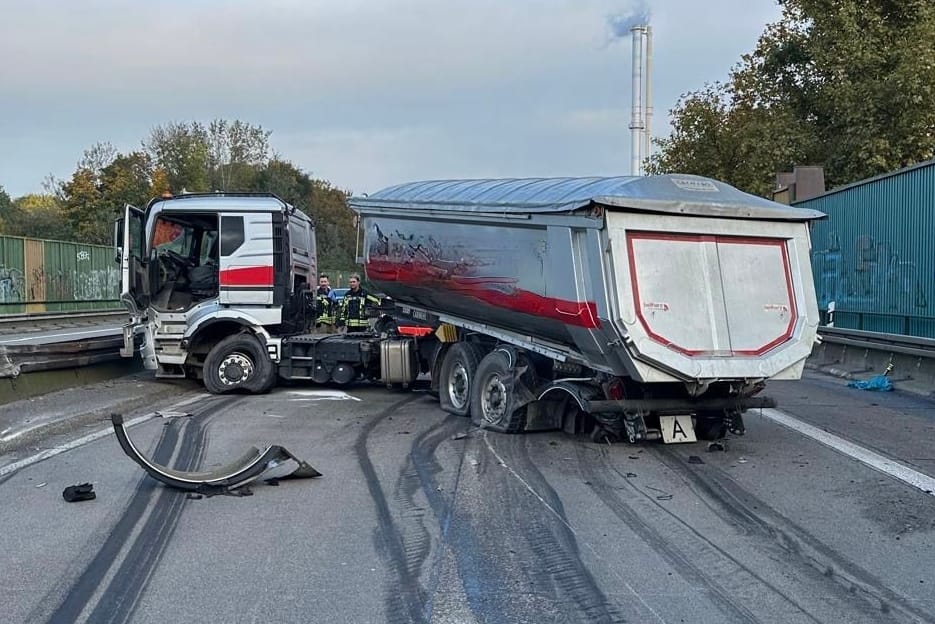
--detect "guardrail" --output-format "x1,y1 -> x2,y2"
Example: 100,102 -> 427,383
812,326 -> 935,396
0,334 -> 130,378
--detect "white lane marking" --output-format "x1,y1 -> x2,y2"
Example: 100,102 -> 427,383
0,392 -> 210,478
760,408 -> 935,497
0,414 -> 153,478
482,432 -> 667,623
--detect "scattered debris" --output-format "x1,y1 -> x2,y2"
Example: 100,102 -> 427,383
625,472 -> 637,478
847,374 -> 893,392
452,431 -> 470,441
156,411 -> 193,419
35,482 -> 47,488
687,455 -> 705,465
738,457 -> 748,464
646,485 -> 673,501
110,413 -> 321,496
62,483 -> 96,502
707,441 -> 726,452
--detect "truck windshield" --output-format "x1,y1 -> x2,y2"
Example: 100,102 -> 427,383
150,214 -> 219,311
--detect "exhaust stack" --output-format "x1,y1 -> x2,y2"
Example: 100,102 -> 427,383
627,25 -> 653,176
629,25 -> 645,176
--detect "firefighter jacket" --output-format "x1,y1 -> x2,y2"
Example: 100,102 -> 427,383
315,287 -> 337,325
341,287 -> 380,330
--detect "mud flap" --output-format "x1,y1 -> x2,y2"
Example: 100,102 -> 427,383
110,413 -> 321,495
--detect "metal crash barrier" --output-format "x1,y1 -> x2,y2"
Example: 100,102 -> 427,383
110,413 -> 321,495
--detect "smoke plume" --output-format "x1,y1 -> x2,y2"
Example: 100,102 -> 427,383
607,2 -> 651,40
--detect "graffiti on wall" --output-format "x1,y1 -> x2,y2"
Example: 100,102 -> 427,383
42,268 -> 120,302
813,233 -> 929,313
0,266 -> 24,303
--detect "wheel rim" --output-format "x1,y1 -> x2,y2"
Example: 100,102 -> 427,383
448,361 -> 470,409
481,374 -> 508,424
218,352 -> 254,386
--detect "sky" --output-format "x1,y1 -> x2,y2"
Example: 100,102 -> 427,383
0,0 -> 783,198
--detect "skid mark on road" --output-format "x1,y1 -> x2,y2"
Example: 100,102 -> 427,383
654,446 -> 935,624
576,443 -> 820,624
39,396 -> 234,624
354,394 -> 427,624
484,434 -> 665,623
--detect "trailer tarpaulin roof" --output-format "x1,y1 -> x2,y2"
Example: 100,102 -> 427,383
350,174 -> 825,221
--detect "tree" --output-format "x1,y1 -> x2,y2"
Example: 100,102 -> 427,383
0,185 -> 12,232
144,122 -> 211,192
207,119 -> 272,191
58,151 -> 155,244
5,194 -> 72,240
145,119 -> 272,193
253,159 -> 356,268
649,0 -> 935,193
59,167 -> 102,242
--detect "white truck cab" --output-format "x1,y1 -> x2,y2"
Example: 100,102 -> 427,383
117,193 -> 316,391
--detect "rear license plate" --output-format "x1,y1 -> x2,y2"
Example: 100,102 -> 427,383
660,415 -> 697,444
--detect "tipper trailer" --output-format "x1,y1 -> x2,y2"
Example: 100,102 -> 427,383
117,175 -> 823,443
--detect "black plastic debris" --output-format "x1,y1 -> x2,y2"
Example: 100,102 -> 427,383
707,441 -> 726,452
62,483 -> 96,502
687,455 -> 705,465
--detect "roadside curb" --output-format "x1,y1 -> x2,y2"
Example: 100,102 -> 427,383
0,359 -> 145,407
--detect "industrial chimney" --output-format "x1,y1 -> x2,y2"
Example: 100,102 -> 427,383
628,25 -> 652,176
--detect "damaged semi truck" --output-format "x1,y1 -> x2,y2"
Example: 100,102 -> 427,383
117,175 -> 823,443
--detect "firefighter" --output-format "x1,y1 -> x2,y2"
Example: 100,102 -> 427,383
340,274 -> 380,332
314,274 -> 339,333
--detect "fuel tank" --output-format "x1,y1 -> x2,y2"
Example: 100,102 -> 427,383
350,175 -> 824,384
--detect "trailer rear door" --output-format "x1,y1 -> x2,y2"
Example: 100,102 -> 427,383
624,232 -> 795,358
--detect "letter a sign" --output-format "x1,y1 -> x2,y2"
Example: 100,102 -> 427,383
660,415 -> 697,444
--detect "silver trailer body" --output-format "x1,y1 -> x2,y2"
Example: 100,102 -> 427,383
351,175 -> 823,387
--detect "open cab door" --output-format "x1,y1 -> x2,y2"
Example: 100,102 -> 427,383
116,204 -> 148,357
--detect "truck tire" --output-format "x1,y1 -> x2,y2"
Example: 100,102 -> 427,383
694,411 -> 728,440
438,343 -> 484,417
203,334 -> 276,394
471,349 -> 529,433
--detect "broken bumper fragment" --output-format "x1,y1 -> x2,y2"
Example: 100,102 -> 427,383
111,413 -> 321,495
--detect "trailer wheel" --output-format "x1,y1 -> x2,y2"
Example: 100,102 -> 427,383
694,412 -> 727,440
203,334 -> 276,394
438,343 -> 483,416
471,349 -> 532,433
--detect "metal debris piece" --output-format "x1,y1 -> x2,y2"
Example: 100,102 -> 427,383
110,413 -> 321,495
156,411 -> 193,419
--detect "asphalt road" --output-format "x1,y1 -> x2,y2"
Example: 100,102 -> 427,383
1,372 -> 933,624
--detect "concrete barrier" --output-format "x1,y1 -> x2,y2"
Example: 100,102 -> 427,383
808,328 -> 935,398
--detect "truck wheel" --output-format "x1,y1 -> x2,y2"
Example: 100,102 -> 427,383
438,343 -> 483,416
471,349 -> 528,433
203,334 -> 276,394
694,411 -> 727,440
